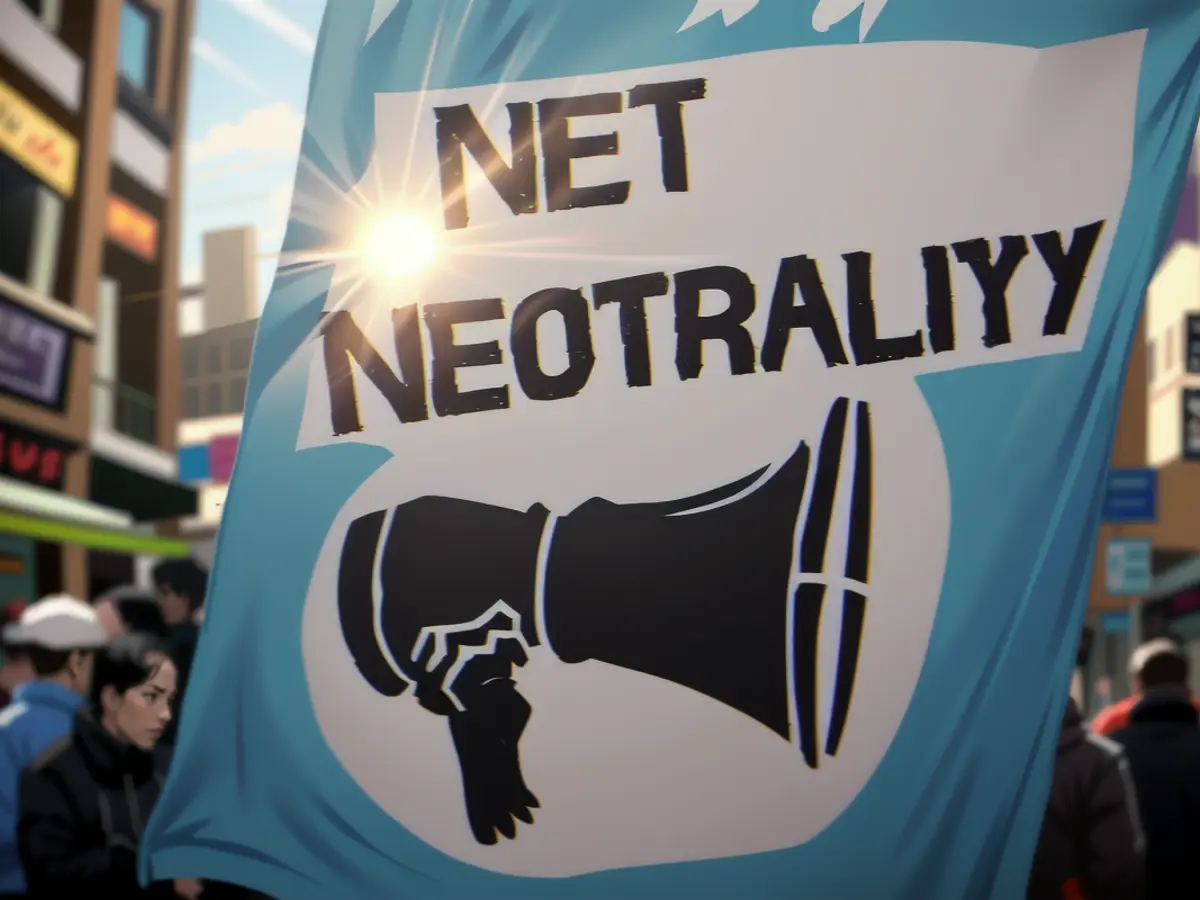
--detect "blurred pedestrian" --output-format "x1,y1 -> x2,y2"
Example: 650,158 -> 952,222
1027,695 -> 1144,900
94,595 -> 126,640
0,596 -> 108,899
1108,640 -> 1200,899
1090,639 -> 1200,736
16,632 -> 194,898
0,603 -> 32,710
1092,675 -> 1113,714
98,586 -> 170,640
152,560 -> 207,745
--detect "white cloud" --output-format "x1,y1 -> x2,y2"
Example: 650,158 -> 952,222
180,262 -> 202,286
187,103 -> 303,166
260,181 -> 295,253
191,38 -> 270,98
190,156 -> 293,184
217,0 -> 315,53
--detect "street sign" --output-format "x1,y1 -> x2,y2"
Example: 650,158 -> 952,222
1101,611 -> 1130,633
1101,468 -> 1157,523
1106,538 -> 1152,596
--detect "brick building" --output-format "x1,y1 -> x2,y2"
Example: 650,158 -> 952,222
0,0 -> 198,607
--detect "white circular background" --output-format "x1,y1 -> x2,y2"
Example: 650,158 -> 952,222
301,367 -> 950,878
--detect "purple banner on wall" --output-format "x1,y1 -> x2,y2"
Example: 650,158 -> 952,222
0,299 -> 70,408
207,434 -> 241,484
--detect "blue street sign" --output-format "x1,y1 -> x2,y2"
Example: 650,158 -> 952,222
1106,538 -> 1153,596
1102,468 -> 1157,523
1101,611 -> 1131,633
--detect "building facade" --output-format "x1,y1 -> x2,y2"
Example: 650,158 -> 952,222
0,0 -> 197,609
176,226 -> 259,563
1081,149 -> 1200,707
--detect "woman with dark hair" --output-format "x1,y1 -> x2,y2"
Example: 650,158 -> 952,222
15,632 -> 199,898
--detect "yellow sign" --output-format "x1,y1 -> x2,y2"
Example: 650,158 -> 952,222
106,195 -> 160,260
0,79 -> 78,197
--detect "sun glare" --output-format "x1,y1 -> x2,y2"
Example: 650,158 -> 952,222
362,212 -> 438,280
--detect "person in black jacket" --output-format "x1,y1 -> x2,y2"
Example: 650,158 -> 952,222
15,632 -> 196,899
1108,639 -> 1200,899
1027,695 -> 1145,900
152,560 -> 208,746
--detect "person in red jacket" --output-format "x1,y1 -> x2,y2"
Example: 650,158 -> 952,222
1091,638 -> 1200,736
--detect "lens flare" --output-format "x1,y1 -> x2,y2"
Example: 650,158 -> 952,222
363,213 -> 438,280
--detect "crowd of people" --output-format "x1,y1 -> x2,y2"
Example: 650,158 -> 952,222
1029,637 -> 1200,900
0,560 -> 1193,898
0,561 -> 266,900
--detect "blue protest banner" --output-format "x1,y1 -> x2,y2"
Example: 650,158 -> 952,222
141,2 -> 1200,898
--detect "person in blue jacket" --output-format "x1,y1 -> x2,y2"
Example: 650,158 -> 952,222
0,595 -> 108,899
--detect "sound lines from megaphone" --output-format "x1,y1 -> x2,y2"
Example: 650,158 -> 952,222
786,397 -> 873,769
678,0 -> 890,41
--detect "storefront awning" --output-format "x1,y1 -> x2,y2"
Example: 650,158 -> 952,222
0,477 -> 190,557
90,456 -> 198,522
1148,553 -> 1200,600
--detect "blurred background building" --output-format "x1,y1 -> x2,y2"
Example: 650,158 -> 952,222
1082,143 -> 1200,708
0,0 -> 198,610
176,225 -> 257,565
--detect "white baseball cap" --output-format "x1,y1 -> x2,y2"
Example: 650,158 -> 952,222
2,594 -> 109,651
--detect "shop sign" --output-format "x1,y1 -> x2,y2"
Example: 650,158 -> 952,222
0,422 -> 73,490
1185,388 -> 1200,461
105,195 -> 159,261
0,80 -> 78,197
1168,589 -> 1200,618
0,298 -> 70,409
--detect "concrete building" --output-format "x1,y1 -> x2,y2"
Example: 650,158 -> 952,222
176,226 -> 258,563
0,0 -> 198,608
199,226 -> 257,330
1147,242 -> 1200,467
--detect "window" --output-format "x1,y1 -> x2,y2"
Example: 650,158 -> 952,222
206,382 -> 222,416
118,1 -> 158,96
183,386 -> 200,419
229,336 -> 253,370
94,278 -> 119,382
0,156 -> 38,287
0,138 -> 65,299
229,378 -> 247,414
206,343 -> 222,374
183,344 -> 199,379
1148,339 -> 1157,382
20,0 -> 62,31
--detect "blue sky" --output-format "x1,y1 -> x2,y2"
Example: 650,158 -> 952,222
180,0 -> 326,322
